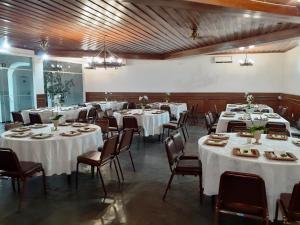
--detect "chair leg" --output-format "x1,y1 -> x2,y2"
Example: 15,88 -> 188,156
162,173 -> 174,201
128,151 -> 136,172
116,156 -> 124,181
199,173 -> 203,204
91,166 -> 95,178
161,128 -> 165,143
214,210 -> 219,225
185,125 -> 189,138
75,162 -> 79,190
11,178 -> 16,192
181,127 -> 187,142
41,168 -> 47,195
18,178 -> 27,211
113,159 -> 121,185
275,200 -> 279,223
97,167 -> 107,197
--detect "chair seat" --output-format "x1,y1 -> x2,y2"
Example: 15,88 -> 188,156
109,126 -> 119,132
1,161 -> 43,177
175,159 -> 201,173
280,193 -> 291,215
163,123 -> 179,129
180,152 -> 198,160
77,151 -> 101,166
222,202 -> 265,216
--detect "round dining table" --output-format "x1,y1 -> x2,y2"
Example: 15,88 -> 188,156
113,109 -> 170,137
0,124 -> 103,176
198,133 -> 300,220
148,102 -> 187,119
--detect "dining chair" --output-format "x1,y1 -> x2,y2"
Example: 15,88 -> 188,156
122,102 -> 128,109
95,118 -> 110,139
162,112 -> 186,142
76,135 -> 120,197
114,128 -> 135,181
105,108 -> 114,117
87,107 -> 97,123
127,102 -> 137,109
11,111 -> 24,124
29,113 -> 43,124
96,109 -> 105,119
0,148 -> 47,210
67,109 -> 87,123
261,109 -> 270,113
208,111 -> 218,126
265,122 -> 290,136
275,182 -> 300,224
215,171 -> 269,225
171,132 -> 197,159
92,103 -> 102,110
204,113 -> 216,134
123,116 -> 144,144
4,122 -> 23,131
227,121 -> 247,132
78,103 -> 87,107
160,105 -> 172,119
278,107 -> 288,117
162,137 -> 203,202
108,116 -> 122,135
230,108 -> 246,112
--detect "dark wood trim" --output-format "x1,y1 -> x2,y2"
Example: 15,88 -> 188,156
86,92 -> 280,114
36,94 -> 47,108
282,93 -> 300,122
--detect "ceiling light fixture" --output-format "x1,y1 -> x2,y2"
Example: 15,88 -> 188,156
239,45 -> 254,66
1,36 -> 10,49
37,39 -> 49,60
239,47 -> 245,51
248,45 -> 255,49
84,35 -> 125,69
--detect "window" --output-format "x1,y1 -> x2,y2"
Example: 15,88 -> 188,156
43,60 -> 83,106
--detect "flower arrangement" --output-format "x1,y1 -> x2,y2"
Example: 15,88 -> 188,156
165,92 -> 170,102
249,115 -> 266,144
50,114 -> 63,131
104,91 -> 112,101
139,96 -> 149,106
53,94 -> 62,107
245,92 -> 254,109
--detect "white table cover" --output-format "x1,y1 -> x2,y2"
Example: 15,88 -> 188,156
149,102 -> 187,119
216,112 -> 290,133
22,106 -> 88,124
0,124 -> 103,176
198,133 -> 300,220
226,104 -> 274,113
86,101 -> 126,111
113,109 -> 170,137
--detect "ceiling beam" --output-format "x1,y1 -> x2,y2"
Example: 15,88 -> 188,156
47,50 -> 165,60
163,27 -> 300,59
121,0 -> 300,24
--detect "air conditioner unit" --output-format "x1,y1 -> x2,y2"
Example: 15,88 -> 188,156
213,56 -> 233,63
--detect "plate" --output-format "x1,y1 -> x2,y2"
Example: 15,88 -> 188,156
78,127 -> 97,132
31,133 -> 53,139
267,133 -> 288,141
264,151 -> 297,161
60,131 -> 81,137
209,134 -> 229,140
292,139 -> 300,147
59,122 -> 71,126
30,124 -> 48,129
232,148 -> 260,158
10,132 -> 33,138
72,123 -> 88,127
11,127 -> 31,132
204,138 -> 228,147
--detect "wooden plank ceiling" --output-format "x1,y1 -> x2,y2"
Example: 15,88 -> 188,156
1,0 -> 300,59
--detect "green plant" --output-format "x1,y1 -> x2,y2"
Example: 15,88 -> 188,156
50,114 -> 63,121
249,126 -> 265,134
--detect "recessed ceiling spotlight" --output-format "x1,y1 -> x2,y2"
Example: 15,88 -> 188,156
248,45 -> 255,49
239,47 -> 245,51
2,37 -> 10,49
243,14 -> 251,18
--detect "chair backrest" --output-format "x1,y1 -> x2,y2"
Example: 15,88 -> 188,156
171,132 -> 184,153
78,103 -> 87,107
95,118 -> 109,133
87,107 -> 97,120
230,108 -> 246,112
77,109 -> 87,122
127,102 -> 137,109
4,122 -> 23,131
208,111 -> 215,124
123,116 -> 138,130
260,109 -> 270,113
265,122 -> 288,135
108,116 -> 118,128
189,105 -> 195,115
280,107 -> 288,117
227,121 -> 247,132
117,128 -> 134,153
105,108 -> 114,117
29,113 -> 43,124
217,171 -> 268,217
266,122 -> 286,129
183,110 -> 189,124
92,104 -> 101,110
177,112 -> 186,126
287,182 -> 300,221
11,112 -> 24,124
100,135 -> 119,164
160,105 -> 171,117
204,114 -> 211,130
96,109 -> 105,119
0,148 -> 22,175
164,138 -> 181,171
122,102 -> 128,110
230,126 -> 249,133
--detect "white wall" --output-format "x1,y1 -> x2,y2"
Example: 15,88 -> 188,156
283,46 -> 300,95
83,53 -> 284,93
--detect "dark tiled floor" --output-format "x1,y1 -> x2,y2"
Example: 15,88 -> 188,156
0,122 -> 279,225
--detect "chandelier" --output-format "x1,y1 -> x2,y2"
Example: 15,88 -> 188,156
239,53 -> 254,66
84,36 -> 124,69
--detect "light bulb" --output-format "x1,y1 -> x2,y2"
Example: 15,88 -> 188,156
117,58 -> 123,63
41,53 -> 49,60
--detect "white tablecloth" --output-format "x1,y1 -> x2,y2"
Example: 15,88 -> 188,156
149,102 -> 187,119
22,106 -> 88,124
216,112 -> 290,133
0,124 -> 103,176
226,104 -> 274,113
198,133 -> 300,220
113,109 -> 170,137
86,101 -> 126,111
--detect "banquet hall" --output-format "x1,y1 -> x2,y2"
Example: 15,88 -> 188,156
1,0 -> 300,225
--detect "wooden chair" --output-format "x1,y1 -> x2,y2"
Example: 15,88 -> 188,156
162,112 -> 186,142
0,148 -> 47,210
11,111 -> 24,124
171,132 -> 197,159
87,107 -> 97,123
123,116 -> 142,136
114,129 -> 135,181
95,118 -> 110,139
162,138 -> 203,202
275,182 -> 300,224
215,171 -> 269,225
76,135 -> 120,197
265,122 -> 290,136
204,113 -> 216,134
227,121 -> 247,132
29,113 -> 43,124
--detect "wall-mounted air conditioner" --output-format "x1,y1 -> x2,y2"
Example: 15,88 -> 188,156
213,56 -> 233,63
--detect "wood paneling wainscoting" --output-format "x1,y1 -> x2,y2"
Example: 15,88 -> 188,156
86,92 -> 282,115
282,93 -> 300,122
